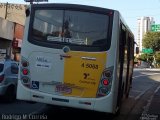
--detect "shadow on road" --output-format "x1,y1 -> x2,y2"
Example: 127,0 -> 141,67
37,105 -> 115,120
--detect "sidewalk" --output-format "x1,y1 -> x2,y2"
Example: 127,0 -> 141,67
134,68 -> 160,73
140,86 -> 160,120
148,86 -> 160,119
145,68 -> 160,71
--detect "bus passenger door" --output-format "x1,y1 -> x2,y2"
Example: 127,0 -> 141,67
117,23 -> 126,107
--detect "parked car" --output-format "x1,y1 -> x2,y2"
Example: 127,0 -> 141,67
0,59 -> 19,102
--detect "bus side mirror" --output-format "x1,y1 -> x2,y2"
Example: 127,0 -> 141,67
136,47 -> 139,54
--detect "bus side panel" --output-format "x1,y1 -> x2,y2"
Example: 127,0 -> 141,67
17,78 -> 31,101
93,11 -> 120,113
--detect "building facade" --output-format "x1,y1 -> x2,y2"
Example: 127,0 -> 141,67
0,3 -> 26,61
137,17 -> 155,52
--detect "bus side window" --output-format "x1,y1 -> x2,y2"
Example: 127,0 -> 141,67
119,25 -> 126,62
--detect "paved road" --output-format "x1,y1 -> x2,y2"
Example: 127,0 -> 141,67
35,68 -> 160,120
131,68 -> 160,100
0,68 -> 159,120
0,100 -> 46,120
135,68 -> 160,120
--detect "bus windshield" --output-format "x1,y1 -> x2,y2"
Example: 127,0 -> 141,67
32,9 -> 110,46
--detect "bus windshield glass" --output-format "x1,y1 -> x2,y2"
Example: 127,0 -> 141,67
32,9 -> 110,46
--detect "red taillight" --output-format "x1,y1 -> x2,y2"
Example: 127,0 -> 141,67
22,69 -> 29,75
102,79 -> 109,86
21,57 -> 31,88
0,74 -> 4,82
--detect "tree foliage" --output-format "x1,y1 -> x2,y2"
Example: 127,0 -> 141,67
138,53 -> 153,62
142,32 -> 160,51
155,52 -> 160,63
138,54 -> 147,61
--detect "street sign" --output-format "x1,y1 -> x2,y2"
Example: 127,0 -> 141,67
151,24 -> 160,32
142,48 -> 153,54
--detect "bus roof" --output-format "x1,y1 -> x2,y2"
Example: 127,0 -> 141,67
29,3 -> 115,13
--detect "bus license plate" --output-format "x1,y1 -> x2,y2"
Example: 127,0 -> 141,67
55,84 -> 72,94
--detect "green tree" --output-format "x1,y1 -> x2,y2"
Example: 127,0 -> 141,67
138,54 -> 147,61
155,52 -> 160,63
142,32 -> 160,51
155,52 -> 160,67
138,53 -> 153,63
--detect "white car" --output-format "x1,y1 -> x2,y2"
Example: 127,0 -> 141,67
0,59 -> 19,102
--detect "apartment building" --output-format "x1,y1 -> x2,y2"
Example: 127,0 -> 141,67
137,17 -> 155,52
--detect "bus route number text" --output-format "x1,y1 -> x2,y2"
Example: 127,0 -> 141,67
81,63 -> 98,70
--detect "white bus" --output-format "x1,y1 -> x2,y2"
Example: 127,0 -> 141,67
17,3 -> 134,115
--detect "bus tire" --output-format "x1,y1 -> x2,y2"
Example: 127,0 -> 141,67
126,76 -> 132,98
121,83 -> 124,98
126,87 -> 130,98
115,107 -> 121,116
